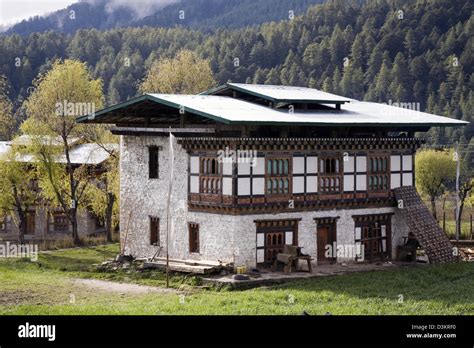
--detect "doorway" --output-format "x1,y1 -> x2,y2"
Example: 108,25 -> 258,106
255,219 -> 299,267
317,222 -> 337,263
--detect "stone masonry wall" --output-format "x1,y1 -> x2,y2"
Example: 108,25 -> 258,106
120,134 -> 407,268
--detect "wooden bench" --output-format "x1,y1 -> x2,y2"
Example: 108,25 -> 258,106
272,245 -> 313,275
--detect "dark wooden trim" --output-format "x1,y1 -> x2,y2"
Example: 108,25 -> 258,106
314,217 -> 340,224
177,137 -> 425,151
352,213 -> 394,222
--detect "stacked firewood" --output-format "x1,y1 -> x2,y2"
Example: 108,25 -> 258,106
459,248 -> 474,261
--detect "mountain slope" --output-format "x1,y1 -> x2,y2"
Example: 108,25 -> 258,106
6,0 -> 325,35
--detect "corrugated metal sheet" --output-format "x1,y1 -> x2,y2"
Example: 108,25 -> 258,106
148,94 -> 467,126
57,143 -> 118,165
13,135 -> 81,146
0,141 -> 12,158
0,141 -> 117,165
226,83 -> 352,102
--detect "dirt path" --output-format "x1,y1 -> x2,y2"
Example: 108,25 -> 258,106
72,278 -> 178,295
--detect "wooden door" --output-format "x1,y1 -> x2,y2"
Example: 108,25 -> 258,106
26,211 -> 35,235
317,224 -> 336,262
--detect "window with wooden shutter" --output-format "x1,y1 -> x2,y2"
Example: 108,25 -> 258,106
49,213 -> 69,233
368,155 -> 389,191
189,223 -> 199,253
149,146 -> 159,179
150,217 -> 160,246
319,157 -> 342,193
265,158 -> 291,195
199,157 -> 222,194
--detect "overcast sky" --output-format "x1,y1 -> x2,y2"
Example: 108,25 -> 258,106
0,0 -> 78,26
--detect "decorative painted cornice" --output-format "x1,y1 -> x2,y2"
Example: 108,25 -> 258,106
177,137 -> 425,151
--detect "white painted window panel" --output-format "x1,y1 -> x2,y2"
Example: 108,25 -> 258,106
292,177 -> 304,194
306,156 -> 318,174
402,155 -> 413,171
293,157 -> 305,174
257,233 -> 264,247
402,172 -> 413,186
222,177 -> 232,195
252,178 -> 265,195
344,156 -> 355,173
391,173 -> 401,189
190,156 -> 199,174
306,176 -> 317,193
257,249 -> 265,263
355,227 -> 361,240
285,231 -> 293,245
356,156 -> 367,172
390,155 -> 401,172
343,174 -> 354,192
238,162 -> 250,175
190,176 -> 199,193
356,174 -> 367,191
381,225 -> 386,237
223,161 -> 233,175
237,178 -> 250,196
252,157 -> 265,175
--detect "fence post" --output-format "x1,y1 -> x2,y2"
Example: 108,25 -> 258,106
471,214 -> 473,240
443,212 -> 446,234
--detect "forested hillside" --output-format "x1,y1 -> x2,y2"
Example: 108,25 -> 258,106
0,0 -> 472,146
6,0 -> 324,35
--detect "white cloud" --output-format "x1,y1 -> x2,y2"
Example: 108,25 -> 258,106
0,0 -> 78,26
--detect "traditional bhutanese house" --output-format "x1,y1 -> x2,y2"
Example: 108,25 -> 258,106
77,83 -> 468,269
0,136 -> 117,242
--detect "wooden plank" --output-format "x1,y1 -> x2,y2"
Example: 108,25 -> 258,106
143,261 -> 218,274
149,256 -> 224,267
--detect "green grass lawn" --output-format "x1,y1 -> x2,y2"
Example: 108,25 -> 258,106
0,244 -> 473,315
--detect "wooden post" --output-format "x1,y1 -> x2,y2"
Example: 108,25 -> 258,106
471,214 -> 473,240
443,212 -> 446,234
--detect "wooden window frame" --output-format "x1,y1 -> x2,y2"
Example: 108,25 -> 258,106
354,218 -> 391,261
49,213 -> 69,233
265,157 -> 291,196
150,217 -> 160,246
199,157 -> 222,195
368,155 -> 390,192
188,222 -> 200,253
148,146 -> 159,179
319,156 -> 342,193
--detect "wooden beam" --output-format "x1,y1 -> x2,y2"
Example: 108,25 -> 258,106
111,127 -> 216,135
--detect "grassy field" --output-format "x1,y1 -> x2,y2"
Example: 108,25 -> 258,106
0,244 -> 473,315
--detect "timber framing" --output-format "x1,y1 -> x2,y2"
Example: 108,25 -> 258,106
313,217 -> 340,224
352,213 -> 395,222
177,137 -> 425,151
188,196 -> 396,215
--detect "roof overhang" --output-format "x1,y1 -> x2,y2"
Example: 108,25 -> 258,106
77,86 -> 469,129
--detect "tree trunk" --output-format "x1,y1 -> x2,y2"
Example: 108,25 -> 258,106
13,185 -> 26,244
70,207 -> 81,246
430,196 -> 437,221
17,209 -> 26,245
105,192 -> 115,243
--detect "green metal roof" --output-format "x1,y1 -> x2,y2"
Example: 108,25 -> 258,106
77,90 -> 468,128
202,82 -> 352,104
